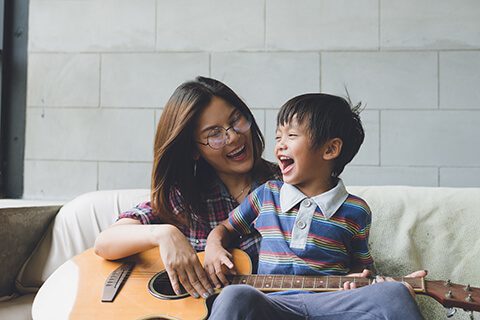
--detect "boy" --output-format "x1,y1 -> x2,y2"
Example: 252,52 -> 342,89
205,93 -> 372,280
204,94 -> 423,320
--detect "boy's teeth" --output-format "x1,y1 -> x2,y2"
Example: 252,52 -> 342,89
279,156 -> 294,169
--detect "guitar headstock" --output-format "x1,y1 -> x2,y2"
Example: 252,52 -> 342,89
424,280 -> 480,312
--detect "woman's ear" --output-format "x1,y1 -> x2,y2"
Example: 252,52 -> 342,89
192,152 -> 200,161
323,138 -> 343,160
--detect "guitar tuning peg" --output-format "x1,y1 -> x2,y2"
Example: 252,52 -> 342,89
468,310 -> 474,320
465,284 -> 471,291
465,293 -> 473,302
445,290 -> 453,299
446,307 -> 456,318
444,279 -> 451,287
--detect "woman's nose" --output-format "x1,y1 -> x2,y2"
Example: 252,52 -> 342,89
225,127 -> 239,145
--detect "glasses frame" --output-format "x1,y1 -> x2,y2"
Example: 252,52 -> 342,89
197,116 -> 252,150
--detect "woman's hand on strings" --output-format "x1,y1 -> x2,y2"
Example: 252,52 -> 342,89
157,225 -> 214,299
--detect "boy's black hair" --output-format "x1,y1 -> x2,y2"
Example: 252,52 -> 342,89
277,93 -> 364,177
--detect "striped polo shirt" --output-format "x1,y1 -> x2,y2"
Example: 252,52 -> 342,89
229,179 -> 373,275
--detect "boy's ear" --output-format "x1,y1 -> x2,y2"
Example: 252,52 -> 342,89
323,138 -> 343,160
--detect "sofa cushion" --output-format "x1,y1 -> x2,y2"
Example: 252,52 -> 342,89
15,189 -> 149,293
12,186 -> 480,320
349,186 -> 480,319
0,293 -> 36,320
0,206 -> 61,300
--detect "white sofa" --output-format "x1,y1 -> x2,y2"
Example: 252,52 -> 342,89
0,186 -> 479,319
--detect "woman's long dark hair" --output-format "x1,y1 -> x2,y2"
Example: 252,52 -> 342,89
151,76 -> 268,227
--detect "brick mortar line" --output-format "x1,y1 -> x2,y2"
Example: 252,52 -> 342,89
25,106 -> 480,111
24,159 -> 153,164
437,51 -> 441,109
26,48 -> 480,54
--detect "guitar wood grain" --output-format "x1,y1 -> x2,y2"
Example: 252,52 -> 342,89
68,248 -> 251,320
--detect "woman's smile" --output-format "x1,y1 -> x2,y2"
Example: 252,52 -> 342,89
226,144 -> 248,161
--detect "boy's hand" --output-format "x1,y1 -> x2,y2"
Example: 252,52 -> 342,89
342,269 -> 372,290
204,244 -> 236,288
345,268 -> 371,278
405,269 -> 428,278
373,270 -> 428,298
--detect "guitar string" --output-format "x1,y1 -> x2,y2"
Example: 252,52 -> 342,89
123,275 -> 421,288
117,270 -> 422,286
126,272 -> 418,282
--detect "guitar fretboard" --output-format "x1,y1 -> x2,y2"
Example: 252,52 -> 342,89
229,275 -> 426,292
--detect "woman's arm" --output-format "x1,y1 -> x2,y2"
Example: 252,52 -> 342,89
95,218 -> 173,259
94,218 -> 214,299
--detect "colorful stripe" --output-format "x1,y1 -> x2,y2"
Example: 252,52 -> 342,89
229,180 -> 374,275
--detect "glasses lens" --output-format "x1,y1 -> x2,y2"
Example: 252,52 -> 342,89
233,115 -> 251,133
207,128 -> 227,149
205,114 -> 252,150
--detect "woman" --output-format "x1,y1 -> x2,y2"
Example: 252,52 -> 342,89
95,76 -> 280,299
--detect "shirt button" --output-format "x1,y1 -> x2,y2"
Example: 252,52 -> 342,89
296,220 -> 306,229
195,239 -> 200,244
303,199 -> 312,207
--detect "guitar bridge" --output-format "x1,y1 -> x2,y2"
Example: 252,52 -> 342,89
101,262 -> 135,302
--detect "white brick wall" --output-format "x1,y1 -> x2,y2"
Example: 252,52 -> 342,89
381,0 -> 480,49
440,52 -> 480,108
29,0 -> 156,52
266,0 -> 379,50
156,0 -> 265,51
28,54 -> 100,107
211,52 -> 320,108
322,52 -> 438,109
25,0 -> 480,199
100,53 -> 209,108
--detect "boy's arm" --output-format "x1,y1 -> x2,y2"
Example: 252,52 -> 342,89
205,183 -> 266,287
205,220 -> 237,288
350,202 -> 374,274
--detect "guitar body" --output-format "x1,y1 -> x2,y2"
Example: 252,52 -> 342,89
68,248 -> 252,320
33,248 -> 479,320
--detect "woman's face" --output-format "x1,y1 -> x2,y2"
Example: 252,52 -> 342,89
194,96 -> 255,178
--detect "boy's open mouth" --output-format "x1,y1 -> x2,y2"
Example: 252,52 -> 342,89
279,155 -> 295,174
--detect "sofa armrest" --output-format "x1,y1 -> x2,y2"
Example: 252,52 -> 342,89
15,189 -> 149,293
0,205 -> 61,301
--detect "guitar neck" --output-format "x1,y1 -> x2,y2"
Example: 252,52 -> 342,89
229,274 -> 426,293
229,274 -> 480,312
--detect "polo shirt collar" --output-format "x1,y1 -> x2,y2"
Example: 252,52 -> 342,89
280,178 -> 349,219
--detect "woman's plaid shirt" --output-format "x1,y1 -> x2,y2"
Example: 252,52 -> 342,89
118,163 -> 280,268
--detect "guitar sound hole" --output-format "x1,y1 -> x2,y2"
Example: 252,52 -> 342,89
148,271 -> 189,300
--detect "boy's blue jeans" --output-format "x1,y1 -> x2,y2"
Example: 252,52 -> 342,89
209,281 -> 423,320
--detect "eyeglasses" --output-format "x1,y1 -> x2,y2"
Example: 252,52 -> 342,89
197,114 -> 252,150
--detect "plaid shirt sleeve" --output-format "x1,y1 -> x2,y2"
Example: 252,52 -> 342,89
118,201 -> 160,224
118,186 -> 189,225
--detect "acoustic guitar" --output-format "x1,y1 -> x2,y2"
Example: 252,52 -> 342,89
32,247 -> 479,320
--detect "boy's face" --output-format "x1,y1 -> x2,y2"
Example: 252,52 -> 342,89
274,118 -> 334,195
